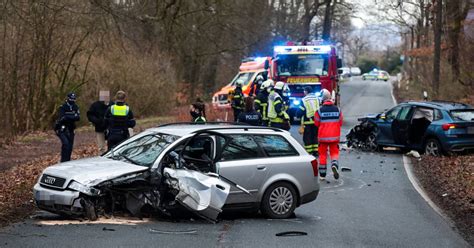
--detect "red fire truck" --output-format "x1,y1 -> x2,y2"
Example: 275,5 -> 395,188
266,41 -> 342,121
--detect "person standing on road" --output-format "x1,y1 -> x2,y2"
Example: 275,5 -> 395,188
105,91 -> 136,150
268,81 -> 290,130
254,79 -> 273,126
87,90 -> 112,154
54,93 -> 80,162
237,97 -> 262,126
231,80 -> 244,122
298,86 -> 320,156
314,89 -> 343,180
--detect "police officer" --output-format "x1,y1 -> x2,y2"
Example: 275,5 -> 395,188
231,80 -> 244,122
254,79 -> 273,126
268,81 -> 290,130
55,93 -> 80,162
237,97 -> 262,126
314,89 -> 343,180
105,91 -> 136,150
87,90 -> 112,154
298,86 -> 320,156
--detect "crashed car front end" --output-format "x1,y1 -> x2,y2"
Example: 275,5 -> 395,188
346,114 -> 380,151
33,130 -> 240,222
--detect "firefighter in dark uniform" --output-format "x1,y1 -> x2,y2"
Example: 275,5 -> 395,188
55,93 -> 80,162
237,97 -> 262,126
298,86 -> 320,156
105,91 -> 136,150
231,80 -> 244,122
254,79 -> 273,126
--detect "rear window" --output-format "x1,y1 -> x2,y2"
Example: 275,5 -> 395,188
254,135 -> 298,157
450,110 -> 474,121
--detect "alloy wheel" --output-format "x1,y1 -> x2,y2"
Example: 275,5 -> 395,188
269,187 -> 294,215
425,140 -> 440,156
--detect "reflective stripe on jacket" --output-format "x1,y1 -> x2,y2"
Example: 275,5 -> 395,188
267,91 -> 286,123
314,101 -> 343,142
300,94 -> 320,125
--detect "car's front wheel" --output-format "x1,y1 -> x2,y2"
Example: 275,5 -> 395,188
424,138 -> 442,156
261,182 -> 297,219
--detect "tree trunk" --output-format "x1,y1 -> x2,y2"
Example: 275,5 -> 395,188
433,0 -> 442,97
321,0 -> 332,41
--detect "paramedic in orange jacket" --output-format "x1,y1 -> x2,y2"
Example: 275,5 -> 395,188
314,89 -> 343,180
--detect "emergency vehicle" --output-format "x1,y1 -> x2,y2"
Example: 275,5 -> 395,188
212,57 -> 271,109
268,41 -> 342,121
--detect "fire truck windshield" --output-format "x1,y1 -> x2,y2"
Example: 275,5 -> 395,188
276,54 -> 329,77
231,72 -> 254,86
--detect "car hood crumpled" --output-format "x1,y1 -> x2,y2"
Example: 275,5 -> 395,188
43,157 -> 148,186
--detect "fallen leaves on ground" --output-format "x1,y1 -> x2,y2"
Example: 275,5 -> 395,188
413,155 -> 474,245
0,145 -> 97,226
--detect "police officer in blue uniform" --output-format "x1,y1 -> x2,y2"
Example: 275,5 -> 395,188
55,93 -> 80,162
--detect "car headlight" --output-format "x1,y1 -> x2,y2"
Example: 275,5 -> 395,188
292,99 -> 301,106
68,181 -> 100,195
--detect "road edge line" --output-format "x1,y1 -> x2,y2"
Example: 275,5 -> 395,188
401,155 -> 455,227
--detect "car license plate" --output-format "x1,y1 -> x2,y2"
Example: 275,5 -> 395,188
468,127 -> 474,134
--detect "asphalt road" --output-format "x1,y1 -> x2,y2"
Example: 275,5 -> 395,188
0,77 -> 469,247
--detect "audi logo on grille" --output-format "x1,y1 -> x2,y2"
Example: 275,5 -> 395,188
44,176 -> 56,184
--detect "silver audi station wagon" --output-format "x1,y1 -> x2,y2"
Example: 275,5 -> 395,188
34,124 -> 319,221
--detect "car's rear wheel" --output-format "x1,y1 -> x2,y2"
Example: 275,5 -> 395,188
424,138 -> 442,156
261,182 -> 297,219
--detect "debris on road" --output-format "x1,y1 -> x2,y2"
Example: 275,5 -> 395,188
102,227 -> 115,231
275,231 -> 308,237
149,228 -> 198,235
341,167 -> 352,172
406,150 -> 421,160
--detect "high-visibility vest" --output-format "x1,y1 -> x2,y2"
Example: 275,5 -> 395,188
267,91 -> 286,123
111,104 -> 129,116
302,94 -> 320,119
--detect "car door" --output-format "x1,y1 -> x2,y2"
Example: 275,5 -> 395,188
215,134 -> 268,204
159,131 -> 234,221
392,105 -> 414,146
376,105 -> 403,145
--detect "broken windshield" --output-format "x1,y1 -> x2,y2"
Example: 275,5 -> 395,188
106,133 -> 179,167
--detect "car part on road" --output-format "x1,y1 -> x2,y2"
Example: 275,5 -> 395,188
275,231 -> 308,237
149,228 -> 198,235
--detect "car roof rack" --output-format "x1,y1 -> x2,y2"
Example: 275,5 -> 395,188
191,126 -> 284,133
155,122 -> 284,132
157,122 -> 249,127
429,100 -> 470,107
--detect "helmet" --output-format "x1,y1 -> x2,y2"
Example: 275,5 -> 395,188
256,75 -> 264,82
260,79 -> 274,90
320,89 -> 331,101
274,81 -> 285,91
235,79 -> 244,87
67,92 -> 77,101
